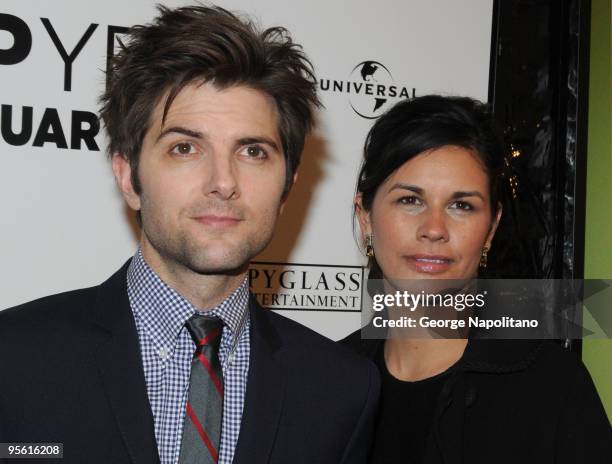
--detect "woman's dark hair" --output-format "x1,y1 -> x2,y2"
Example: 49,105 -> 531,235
355,95 -> 505,278
99,4 -> 320,198
357,95 -> 504,214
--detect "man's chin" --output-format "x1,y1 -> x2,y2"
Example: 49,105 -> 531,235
180,247 -> 252,276
186,260 -> 248,276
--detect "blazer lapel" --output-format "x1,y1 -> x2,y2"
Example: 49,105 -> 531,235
90,261 -> 160,464
233,297 -> 286,464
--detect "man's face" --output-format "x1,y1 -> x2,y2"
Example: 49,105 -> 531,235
114,82 -> 288,275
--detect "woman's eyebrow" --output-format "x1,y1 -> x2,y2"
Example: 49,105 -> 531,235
387,183 -> 423,194
451,191 -> 485,200
387,184 -> 485,201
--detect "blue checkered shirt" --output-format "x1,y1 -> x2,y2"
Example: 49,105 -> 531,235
127,250 -> 250,464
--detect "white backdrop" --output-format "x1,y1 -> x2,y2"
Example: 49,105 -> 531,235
0,0 -> 493,339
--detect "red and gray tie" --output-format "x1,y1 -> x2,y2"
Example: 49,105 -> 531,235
179,315 -> 224,463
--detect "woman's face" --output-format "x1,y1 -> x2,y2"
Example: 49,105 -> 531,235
357,145 -> 501,281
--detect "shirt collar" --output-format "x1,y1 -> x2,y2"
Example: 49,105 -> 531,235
127,249 -> 249,354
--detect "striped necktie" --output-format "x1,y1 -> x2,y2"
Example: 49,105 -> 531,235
179,315 -> 224,463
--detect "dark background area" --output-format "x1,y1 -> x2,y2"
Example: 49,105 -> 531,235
487,0 -> 592,353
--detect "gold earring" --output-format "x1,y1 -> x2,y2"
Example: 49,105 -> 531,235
479,246 -> 489,268
365,234 -> 374,257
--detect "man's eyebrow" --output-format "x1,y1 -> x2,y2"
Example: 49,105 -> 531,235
156,126 -> 203,142
236,137 -> 281,152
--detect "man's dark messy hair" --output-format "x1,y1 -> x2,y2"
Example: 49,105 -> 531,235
100,4 -> 321,197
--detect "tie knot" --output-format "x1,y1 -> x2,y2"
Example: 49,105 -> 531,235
186,315 -> 223,350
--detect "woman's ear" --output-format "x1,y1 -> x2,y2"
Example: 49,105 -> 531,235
485,202 -> 503,249
355,193 -> 372,244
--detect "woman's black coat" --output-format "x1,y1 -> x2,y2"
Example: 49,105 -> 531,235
341,332 -> 611,463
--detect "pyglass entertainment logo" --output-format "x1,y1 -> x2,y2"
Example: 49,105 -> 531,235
249,262 -> 364,312
320,60 -> 416,119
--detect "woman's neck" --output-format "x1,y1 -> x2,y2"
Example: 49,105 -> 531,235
384,337 -> 468,382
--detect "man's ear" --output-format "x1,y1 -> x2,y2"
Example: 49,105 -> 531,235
355,193 -> 372,243
111,154 -> 141,211
279,172 -> 298,214
485,202 -> 503,249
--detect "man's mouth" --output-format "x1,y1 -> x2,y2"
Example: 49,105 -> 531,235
193,215 -> 242,228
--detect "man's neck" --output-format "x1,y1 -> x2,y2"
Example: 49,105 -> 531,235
140,241 -> 246,311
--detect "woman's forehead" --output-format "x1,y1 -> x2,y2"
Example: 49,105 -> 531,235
382,146 -> 490,189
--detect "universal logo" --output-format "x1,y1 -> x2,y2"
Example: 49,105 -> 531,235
249,262 -> 364,312
0,13 -> 128,150
320,60 -> 416,119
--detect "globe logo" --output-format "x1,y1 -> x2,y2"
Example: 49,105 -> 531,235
318,61 -> 414,120
348,60 -> 397,119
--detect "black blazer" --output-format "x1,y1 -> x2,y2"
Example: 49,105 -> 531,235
0,261 -> 379,464
341,331 -> 611,464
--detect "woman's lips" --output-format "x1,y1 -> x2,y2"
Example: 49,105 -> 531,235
404,255 -> 453,274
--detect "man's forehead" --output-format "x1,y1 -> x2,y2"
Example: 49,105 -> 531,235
150,82 -> 281,137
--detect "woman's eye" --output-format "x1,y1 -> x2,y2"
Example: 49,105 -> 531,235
170,142 -> 196,156
398,195 -> 422,206
450,200 -> 473,211
241,145 -> 268,159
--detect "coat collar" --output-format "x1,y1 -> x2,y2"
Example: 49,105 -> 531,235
92,261 -> 288,464
233,296 -> 285,464
460,338 -> 545,373
91,259 -> 160,464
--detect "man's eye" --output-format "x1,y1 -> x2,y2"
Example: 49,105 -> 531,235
241,145 -> 268,159
170,142 -> 196,156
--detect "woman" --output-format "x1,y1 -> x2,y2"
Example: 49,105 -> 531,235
342,95 -> 610,463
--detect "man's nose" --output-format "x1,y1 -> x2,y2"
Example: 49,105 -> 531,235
203,153 -> 239,201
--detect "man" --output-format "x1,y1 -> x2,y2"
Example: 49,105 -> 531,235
0,5 -> 379,464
